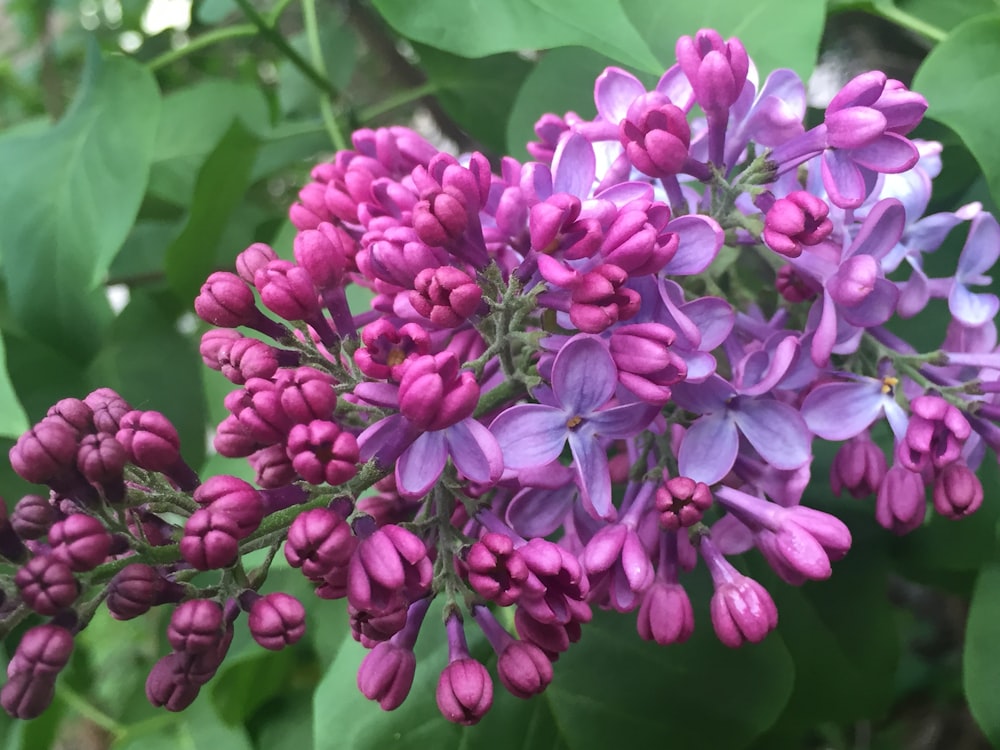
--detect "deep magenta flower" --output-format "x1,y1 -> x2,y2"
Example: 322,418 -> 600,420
491,335 -> 656,519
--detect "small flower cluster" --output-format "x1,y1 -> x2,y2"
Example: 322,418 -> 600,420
2,28 -> 999,725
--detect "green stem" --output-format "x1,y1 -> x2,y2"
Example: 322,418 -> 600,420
147,24 -> 258,70
359,82 -> 441,122
55,684 -> 126,737
301,0 -> 349,150
872,1 -> 947,43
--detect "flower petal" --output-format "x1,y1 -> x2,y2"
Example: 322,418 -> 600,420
506,485 -> 576,538
396,431 -> 448,498
588,402 -> 658,438
949,282 -> 1000,327
552,133 -> 596,200
822,149 -> 867,209
552,335 -> 617,414
569,430 -> 614,520
662,215 -> 724,275
958,212 -> 1000,278
447,419 -> 503,485
489,404 -> 568,470
678,412 -> 739,484
801,381 -> 886,440
595,67 -> 646,123
731,398 -> 811,470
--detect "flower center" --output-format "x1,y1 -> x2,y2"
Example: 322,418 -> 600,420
566,415 -> 583,430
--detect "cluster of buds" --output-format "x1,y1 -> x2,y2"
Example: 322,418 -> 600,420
2,27 -> 999,727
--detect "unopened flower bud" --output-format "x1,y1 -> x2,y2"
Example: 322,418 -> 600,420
933,462 -> 983,518
168,599 -> 225,654
247,592 -> 307,650
49,514 -> 112,572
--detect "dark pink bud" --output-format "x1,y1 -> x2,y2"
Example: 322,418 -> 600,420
409,266 -> 482,328
459,532 -> 528,607
514,604 -> 584,658
115,410 -> 180,473
397,352 -> 479,431
235,242 -> 278,285
762,191 -> 833,258
284,507 -> 356,578
776,264 -> 817,303
194,476 -> 264,538
831,434 -> 887,498
49,514 -> 112,572
195,271 -> 258,328
828,255 -> 878,307
347,524 -> 432,613
11,494 -> 54,540
46,398 -> 94,437
247,592 -> 306,650
610,323 -> 686,404
168,599 -> 225,653
11,624 -> 74,677
145,654 -> 201,712
437,659 -> 492,725
76,433 -> 126,484
636,581 -> 694,645
355,319 -> 431,382
84,388 -> 132,434
900,395 -> 971,472
619,92 -> 691,177
250,444 -> 298,489
676,29 -> 749,114
287,420 -> 360,485
180,508 -> 240,570
278,366 -> 337,424
876,465 -> 926,535
702,537 -> 777,647
569,264 -> 640,333
497,640 -> 553,699
15,555 -> 79,615
350,597 -> 409,645
357,640 -> 417,710
933,462 -> 983,518
107,563 -> 174,620
413,191 -> 469,247
10,417 -> 78,484
254,259 -> 320,321
655,476 -> 712,530
200,329 -> 243,370
218,336 -> 282,384
213,415 -> 260,458
293,222 -> 353,288
1,673 -> 56,719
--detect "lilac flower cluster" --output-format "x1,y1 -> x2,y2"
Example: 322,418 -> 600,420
2,28 -> 999,725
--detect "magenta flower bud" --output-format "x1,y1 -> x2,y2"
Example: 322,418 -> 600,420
254,259 -> 321,321
194,476 -> 265,538
497,640 -> 553,699
569,264 -> 641,333
637,580 -> 695,645
235,385 -> 293,444
933,462 -> 983,518
115,410 -> 180,473
235,242 -> 279,285
437,616 -> 493,725
1,673 -> 56,719
460,532 -> 528,607
46,398 -> 94,437
287,420 -> 360,486
15,555 -> 79,615
145,654 -> 201,712
413,191 -> 469,247
350,597 -> 410,645
168,599 -> 225,654
76,432 -> 126,486
10,417 -> 78,484
775,264 -> 817,303
250,444 -> 298,489
876,465 -> 927,534
48,514 -> 112,572
581,522 -> 654,612
409,266 -> 483,328
278,367 -> 337,424
514,603 -> 585,658
293,222 -> 354,288
195,271 -> 259,328
676,29 -> 749,114
619,92 -> 691,177
762,191 -> 833,258
831,433 -> 887,498
180,508 -> 240,570
218,336 -> 282,384
358,640 -> 417,711
827,254 -> 878,307
201,330 -> 241,370
11,494 -> 53,540
84,388 -> 132,434
899,395 -> 971,472
11,625 -> 74,678
825,106 -> 888,150
397,351 -> 479,431
348,524 -> 433,613
107,563 -> 180,620
284,507 -> 356,579
213,414 -> 260,458
609,323 -> 686,404
655,476 -> 713,530
355,319 -> 431,382
701,537 -> 777,647
247,592 -> 307,650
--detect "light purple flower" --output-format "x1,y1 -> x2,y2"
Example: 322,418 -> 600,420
949,212 -> 1000,326
801,375 -> 909,442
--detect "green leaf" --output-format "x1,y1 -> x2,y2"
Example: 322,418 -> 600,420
86,291 -> 208,472
896,0 -> 996,33
964,561 -> 1000,745
0,335 -> 29,438
150,80 -> 270,206
277,26 -> 357,117
912,14 -> 1000,209
413,45 -> 533,154
0,48 -> 160,360
211,649 -> 299,726
164,121 -> 260,305
620,0 -> 826,79
373,0 -> 662,73
506,47 -> 617,158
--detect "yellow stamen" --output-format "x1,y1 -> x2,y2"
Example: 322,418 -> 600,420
881,376 -> 898,395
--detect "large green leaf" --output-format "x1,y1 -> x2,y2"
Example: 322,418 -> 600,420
964,562 -> 1000,745
0,335 -> 28,438
373,0 -> 662,73
620,0 -> 825,79
0,48 -> 160,359
912,14 -> 1000,209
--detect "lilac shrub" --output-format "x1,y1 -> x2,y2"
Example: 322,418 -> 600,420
1,27 -> 998,725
